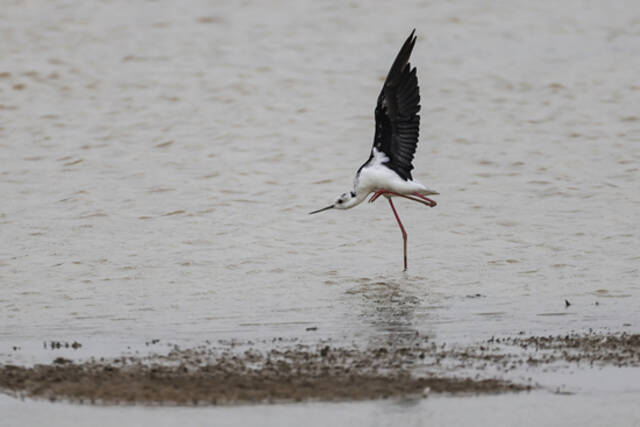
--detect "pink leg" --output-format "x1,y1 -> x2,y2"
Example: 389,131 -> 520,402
396,193 -> 433,206
370,190 -> 434,207
388,198 -> 408,271
412,193 -> 437,207
368,190 -> 386,203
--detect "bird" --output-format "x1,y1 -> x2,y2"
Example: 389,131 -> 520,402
309,30 -> 438,271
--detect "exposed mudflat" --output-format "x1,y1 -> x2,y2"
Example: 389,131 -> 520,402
496,332 -> 640,366
0,345 -> 522,405
2,331 -> 638,405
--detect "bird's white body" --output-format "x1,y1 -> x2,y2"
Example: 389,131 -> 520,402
335,148 -> 437,210
355,148 -> 437,199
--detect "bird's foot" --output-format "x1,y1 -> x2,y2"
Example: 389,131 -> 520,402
412,193 -> 437,207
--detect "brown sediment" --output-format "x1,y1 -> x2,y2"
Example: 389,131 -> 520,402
0,344 -> 525,405
0,363 -> 521,405
1,332 -> 637,405
435,332 -> 640,371
494,332 -> 640,366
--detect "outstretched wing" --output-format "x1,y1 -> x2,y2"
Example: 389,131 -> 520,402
370,30 -> 420,181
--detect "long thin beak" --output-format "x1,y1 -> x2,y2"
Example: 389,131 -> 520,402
309,205 -> 334,215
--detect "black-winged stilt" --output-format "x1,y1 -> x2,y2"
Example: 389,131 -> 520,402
310,30 -> 438,271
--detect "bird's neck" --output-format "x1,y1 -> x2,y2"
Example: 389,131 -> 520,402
346,190 -> 368,209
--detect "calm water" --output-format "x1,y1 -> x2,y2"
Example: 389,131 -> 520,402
1,0 -> 639,424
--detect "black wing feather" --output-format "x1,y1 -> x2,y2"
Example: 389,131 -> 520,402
369,30 -> 421,181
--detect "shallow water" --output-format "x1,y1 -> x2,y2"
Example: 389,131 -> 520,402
2,391 -> 640,427
1,0 -> 640,423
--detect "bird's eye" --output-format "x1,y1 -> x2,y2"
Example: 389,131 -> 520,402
337,200 -> 343,204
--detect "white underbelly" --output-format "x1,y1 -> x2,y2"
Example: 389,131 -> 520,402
357,165 -> 428,195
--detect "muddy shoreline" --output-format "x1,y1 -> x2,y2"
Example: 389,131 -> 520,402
0,363 -> 523,405
2,331 -> 638,405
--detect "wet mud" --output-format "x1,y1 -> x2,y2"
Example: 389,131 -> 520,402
2,331 -> 638,405
0,344 -> 523,405
0,363 -> 520,405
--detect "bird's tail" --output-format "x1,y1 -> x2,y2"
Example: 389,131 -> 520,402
418,187 -> 439,196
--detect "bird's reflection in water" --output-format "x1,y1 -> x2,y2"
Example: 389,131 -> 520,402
343,277 -> 437,411
346,276 -> 434,348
